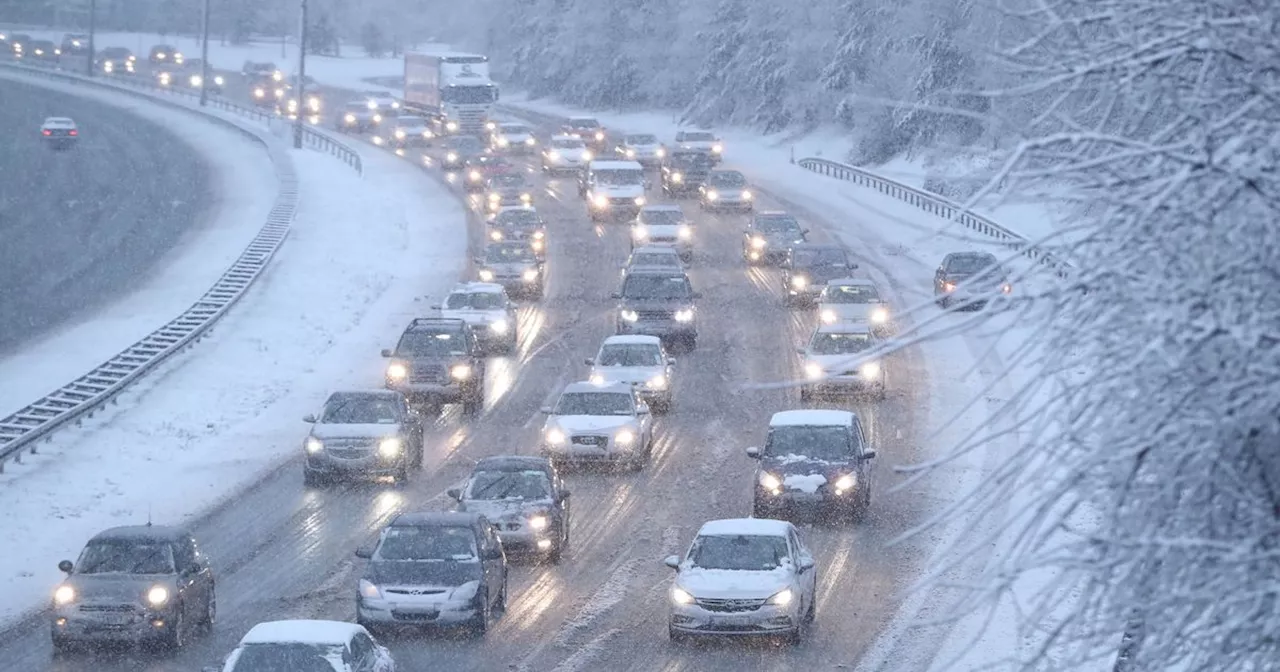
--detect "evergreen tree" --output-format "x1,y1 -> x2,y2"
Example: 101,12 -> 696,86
684,0 -> 748,123
360,22 -> 386,58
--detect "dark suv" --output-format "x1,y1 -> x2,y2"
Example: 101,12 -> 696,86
781,244 -> 856,306
747,410 -> 876,521
52,525 -> 216,651
660,150 -> 714,197
355,512 -> 509,635
381,318 -> 486,414
743,211 -> 809,265
934,251 -> 1013,310
60,33 -> 90,55
449,455 -> 571,562
301,390 -> 424,486
612,268 -> 702,350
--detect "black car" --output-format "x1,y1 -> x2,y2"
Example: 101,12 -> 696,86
149,44 -> 182,64
180,59 -> 223,93
747,410 -> 876,520
449,456 -> 571,562
487,208 -> 547,258
25,39 -> 59,61
612,268 -> 701,350
301,390 -> 425,486
248,76 -> 287,108
933,251 -> 1012,310
7,33 -> 33,55
743,211 -> 809,265
96,47 -> 136,74
60,33 -> 90,55
355,512 -> 508,635
661,150 -> 715,197
781,244 -> 856,306
442,135 -> 486,171
52,525 -> 216,651
381,318 -> 486,413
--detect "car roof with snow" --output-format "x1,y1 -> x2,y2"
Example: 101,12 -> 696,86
326,389 -> 403,402
590,160 -> 643,171
630,245 -> 681,257
391,511 -> 484,527
815,322 -> 875,336
640,204 -> 682,213
239,620 -> 365,645
474,455 -> 553,473
769,409 -> 855,427
562,381 -> 633,395
827,277 -> 876,288
697,518 -> 790,537
448,282 -> 506,295
567,116 -> 600,124
600,335 -> 662,347
89,524 -> 187,544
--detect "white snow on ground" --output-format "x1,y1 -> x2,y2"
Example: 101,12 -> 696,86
0,136 -> 466,627
0,70 -> 276,419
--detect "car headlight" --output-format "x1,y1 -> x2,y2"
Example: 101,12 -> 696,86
751,236 -> 766,249
451,364 -> 472,380
860,362 -> 881,378
386,363 -> 408,380
545,428 -> 566,445
478,269 -> 494,281
1002,283 -> 1013,294
525,137 -> 536,145
820,309 -> 838,324
595,131 -> 605,141
528,514 -> 549,530
305,437 -> 324,454
620,309 -> 639,322
582,150 -> 593,161
742,190 -> 753,200
498,138 -> 509,147
372,113 -> 383,123
308,98 -> 321,111
395,130 -> 406,139
254,88 -> 264,97
671,172 -> 683,183
367,100 -> 378,110
632,225 -> 648,240
712,143 -> 723,154
626,149 -> 636,158
532,230 -> 545,240
593,194 -> 609,208
767,588 -> 793,606
531,239 -> 544,251
391,101 -> 400,109
470,170 -> 482,181
490,319 -> 510,335
834,474 -> 856,492
490,230 -> 504,241
214,75 -> 224,85
791,276 -> 808,289
759,472 -> 782,491
547,150 -> 560,161
378,438 -> 402,458
190,75 -> 202,86
446,152 -> 458,162
671,586 -> 695,605
522,268 -> 539,282
870,306 -> 889,324
615,429 -> 636,445
677,225 -> 692,240
634,196 -> 646,206
446,121 -> 459,132
805,362 -> 825,380
943,282 -> 956,292
359,579 -> 381,600
646,374 -> 667,389
488,192 -> 501,202
53,585 -> 75,606
706,190 -> 719,201
674,308 -> 694,323
521,193 -> 532,202
656,148 -> 666,157
146,586 -> 170,606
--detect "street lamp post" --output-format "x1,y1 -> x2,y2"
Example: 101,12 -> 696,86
293,0 -> 308,149
199,0 -> 211,106
86,0 -> 96,77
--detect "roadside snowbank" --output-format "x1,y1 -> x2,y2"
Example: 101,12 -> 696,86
0,70 -> 275,420
0,137 -> 467,627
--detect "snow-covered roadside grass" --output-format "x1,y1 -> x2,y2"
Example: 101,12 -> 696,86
0,139 -> 467,627
0,70 -> 276,420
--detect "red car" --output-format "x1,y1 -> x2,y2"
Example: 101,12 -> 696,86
463,155 -> 515,192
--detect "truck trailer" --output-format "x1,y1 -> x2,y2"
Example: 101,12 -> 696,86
403,52 -> 499,135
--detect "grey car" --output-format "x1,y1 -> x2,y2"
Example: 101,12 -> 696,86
623,245 -> 685,275
449,456 -> 571,562
486,207 -> 547,260
382,318 -> 486,413
743,212 -> 809,265
485,173 -> 534,212
781,244 -> 856,306
699,170 -> 754,212
302,390 -> 425,486
933,251 -> 1013,310
612,268 -> 702,350
52,525 -> 216,652
475,241 -> 545,299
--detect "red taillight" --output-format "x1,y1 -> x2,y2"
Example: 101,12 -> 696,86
42,129 -> 51,136
68,130 -> 77,136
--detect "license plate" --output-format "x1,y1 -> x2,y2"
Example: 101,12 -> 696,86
96,613 -> 132,626
713,615 -> 752,627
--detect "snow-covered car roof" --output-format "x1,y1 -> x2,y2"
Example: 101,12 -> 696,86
590,160 -> 643,171
769,409 -> 855,427
550,134 -> 585,143
640,204 -> 682,213
567,116 -> 600,124
630,245 -> 681,257
563,380 -> 633,395
697,518 -> 790,537
600,335 -> 662,347
815,322 -> 875,336
239,619 -> 364,645
449,281 -> 507,295
826,277 -> 876,289
41,117 -> 76,128
499,122 -> 531,131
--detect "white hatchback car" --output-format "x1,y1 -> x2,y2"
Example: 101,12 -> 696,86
664,518 -> 816,643
210,619 -> 395,672
540,381 -> 654,470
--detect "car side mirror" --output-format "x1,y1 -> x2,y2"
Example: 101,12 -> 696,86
58,560 -> 74,574
663,555 -> 680,570
667,358 -> 677,366
380,348 -> 392,358
447,488 -> 462,501
745,446 -> 761,459
584,358 -> 595,366
558,489 -> 571,502
795,347 -> 806,355
354,546 -> 374,559
610,292 -> 622,299
802,228 -> 811,235
186,562 -> 204,575
851,263 -> 860,269
302,413 -> 317,423
540,406 -> 553,414
483,547 -> 503,560
799,557 -> 815,572
637,406 -> 650,415
862,449 -> 877,460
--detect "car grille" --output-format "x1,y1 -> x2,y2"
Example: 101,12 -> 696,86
695,597 -> 767,612
609,197 -> 637,206
79,604 -> 136,614
409,365 -> 448,384
500,521 -> 524,531
326,440 -> 374,459
384,587 -> 448,596
571,435 -> 608,446
636,310 -> 673,321
648,236 -> 677,243
391,610 -> 440,621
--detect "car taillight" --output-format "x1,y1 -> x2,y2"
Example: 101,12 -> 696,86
42,129 -> 51,136
68,130 -> 77,136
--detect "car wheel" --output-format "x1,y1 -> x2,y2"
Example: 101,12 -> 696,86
799,387 -> 812,403
164,606 -> 187,650
805,594 -> 816,623
200,592 -> 217,632
470,589 -> 491,636
669,625 -> 688,644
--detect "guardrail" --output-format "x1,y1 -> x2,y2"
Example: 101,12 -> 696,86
0,65 -> 301,473
796,157 -> 1071,277
0,57 -> 363,174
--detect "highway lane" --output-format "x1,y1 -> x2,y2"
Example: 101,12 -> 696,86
0,66 -> 939,672
0,74 -> 212,357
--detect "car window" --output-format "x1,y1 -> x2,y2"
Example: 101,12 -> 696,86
710,172 -> 746,187
824,285 -> 880,304
490,174 -> 526,188
172,537 -> 196,570
793,248 -> 848,266
621,274 -> 693,300
688,534 -> 789,570
552,138 -> 585,148
502,124 -> 532,134
629,253 -> 680,268
495,211 -> 541,227
231,643 -> 343,672
945,254 -> 998,273
466,470 -> 551,501
593,169 -> 643,186
598,344 -> 663,367
376,526 -> 478,561
77,540 -> 176,575
445,292 -> 505,310
553,392 -> 635,416
626,134 -> 658,144
395,330 -> 468,356
321,396 -> 400,424
682,132 -> 715,141
569,119 -> 600,129
765,425 -> 853,461
640,210 -> 683,226
809,332 -> 873,355
755,217 -> 802,234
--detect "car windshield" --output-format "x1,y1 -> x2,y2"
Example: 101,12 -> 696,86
629,253 -> 680,268
445,292 -> 505,310
947,255 -> 999,274
451,137 -> 484,151
810,332 -> 874,355
77,541 -> 176,575
672,155 -> 712,168
598,344 -> 663,367
485,246 -> 535,263
502,124 -> 531,135
345,102 -> 368,112
496,212 -> 541,228
766,425 -> 853,461
794,249 -> 848,267
553,138 -> 585,149
398,116 -> 426,126
594,169 -> 642,186
396,331 -> 467,356
569,119 -> 600,129
554,392 -> 634,416
490,174 -> 526,188
825,285 -> 880,304
627,134 -> 658,144
682,132 -> 715,142
320,396 -> 399,424
376,526 -> 477,562
756,217 -> 802,234
102,48 -> 131,58
231,643 -> 343,672
710,172 -> 746,187
688,534 -> 789,571
466,471 -> 551,501
622,274 -> 693,299
641,210 -> 683,226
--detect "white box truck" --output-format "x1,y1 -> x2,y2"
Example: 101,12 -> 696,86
403,52 -> 499,135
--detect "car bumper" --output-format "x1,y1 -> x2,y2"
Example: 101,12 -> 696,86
386,381 -> 478,404
755,485 -> 863,512
52,608 -> 178,645
358,597 -> 478,627
704,198 -> 753,211
669,603 -> 796,636
305,451 -> 404,478
802,374 -> 885,395
492,524 -> 559,552
590,205 -> 641,220
541,441 -> 640,463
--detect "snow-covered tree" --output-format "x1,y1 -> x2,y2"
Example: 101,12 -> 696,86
682,0 -> 748,124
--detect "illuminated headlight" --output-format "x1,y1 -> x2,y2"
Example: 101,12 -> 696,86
805,362 -> 825,380
497,138 -> 509,147
791,275 -> 808,289
54,48 -> 61,55
305,438 -> 324,454
532,230 -> 545,240
547,151 -> 560,161
344,114 -> 356,123
214,75 -> 224,85
531,239 -> 544,251
705,190 -> 719,201
386,363 -> 408,380
372,113 -> 383,123
53,585 -> 76,606
159,73 -> 171,85
469,170 -> 482,181
677,225 -> 692,240
489,319 -> 509,335
625,149 -> 635,158
671,587 -> 695,605
450,364 -> 472,380
367,100 -> 378,110
391,101 -> 400,109
860,362 -> 881,378
104,62 -> 114,71
767,588 -> 793,606
670,172 -> 683,183
395,130 -> 406,139
712,143 -> 723,154
582,150 -> 593,161
486,121 -> 497,131
870,306 -> 889,324
820,309 -> 837,324
944,282 -> 956,292
592,194 -> 609,208
528,514 -> 549,530
146,586 -> 170,606
446,121 -> 459,132
254,88 -> 265,98
521,193 -> 532,202
759,472 -> 782,491
155,52 -> 165,59
1002,283 -> 1013,294
594,131 -> 604,140
478,269 -> 494,281
620,309 -> 639,322
488,193 -> 501,202
632,225 -> 648,240
490,230 -> 504,241
308,98 -> 321,112
742,190 -> 753,200
545,428 -> 566,445
287,100 -> 299,112
655,148 -> 665,157
525,137 -> 536,145
634,196 -> 646,206
190,75 -> 202,86
446,152 -> 458,162
272,71 -> 283,81
646,375 -> 667,389
274,88 -> 285,98
359,579 -> 381,600
125,61 -> 134,72
834,474 -> 856,493
377,438 -> 403,458
522,269 -> 539,282
614,429 -> 635,445
751,236 -> 766,249
674,308 -> 694,323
